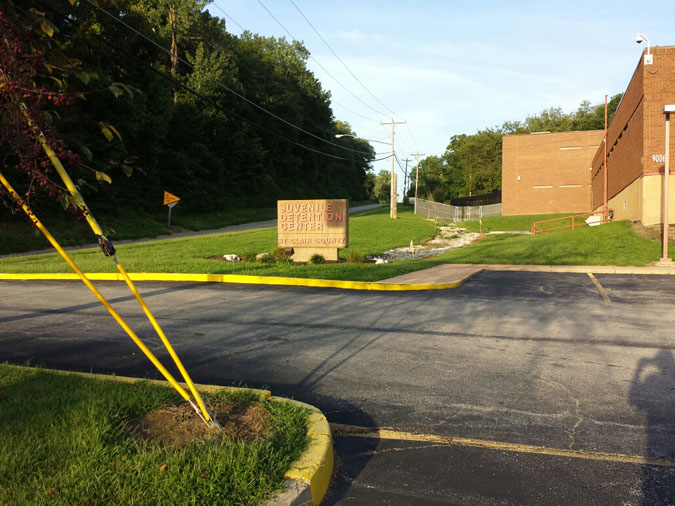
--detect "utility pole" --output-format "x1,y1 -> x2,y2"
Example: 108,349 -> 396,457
381,118 -> 406,219
402,158 -> 412,197
412,151 -> 426,214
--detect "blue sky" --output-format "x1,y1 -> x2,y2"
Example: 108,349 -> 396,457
208,0 -> 675,192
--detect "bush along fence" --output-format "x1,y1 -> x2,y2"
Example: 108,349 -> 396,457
413,198 -> 502,222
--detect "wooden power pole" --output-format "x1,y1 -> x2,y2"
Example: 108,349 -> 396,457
412,151 -> 426,214
381,119 -> 406,219
402,158 -> 412,197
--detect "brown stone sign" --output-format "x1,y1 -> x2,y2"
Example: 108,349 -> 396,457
277,199 -> 348,262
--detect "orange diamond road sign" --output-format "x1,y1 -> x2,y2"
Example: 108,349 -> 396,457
163,191 -> 180,206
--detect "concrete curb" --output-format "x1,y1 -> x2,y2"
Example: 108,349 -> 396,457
0,271 -> 465,291
480,264 -> 675,275
8,366 -> 333,506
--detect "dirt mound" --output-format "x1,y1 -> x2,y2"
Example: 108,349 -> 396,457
128,401 -> 271,448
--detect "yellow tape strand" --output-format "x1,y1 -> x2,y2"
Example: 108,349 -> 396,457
0,172 -> 191,403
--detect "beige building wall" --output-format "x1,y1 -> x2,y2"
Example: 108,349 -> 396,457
594,174 -> 675,225
595,177 -> 643,223
643,174 -> 675,225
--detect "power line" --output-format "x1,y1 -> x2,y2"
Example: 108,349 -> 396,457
211,2 -> 381,123
404,123 -> 421,152
210,4 -> 246,32
216,1 -> 426,164
37,0 -> 362,162
251,0 -> 386,121
289,0 -> 402,120
82,0 -> 372,157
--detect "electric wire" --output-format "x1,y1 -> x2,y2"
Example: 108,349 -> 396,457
82,0 -> 373,157
211,4 -> 246,32
93,24 -> 395,162
211,2 -> 381,123
215,1 -> 428,162
289,0 -> 402,120
37,0 -> 367,162
404,123 -> 422,151
253,0 -> 388,121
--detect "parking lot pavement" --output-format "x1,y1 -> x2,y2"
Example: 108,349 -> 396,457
1,272 -> 675,505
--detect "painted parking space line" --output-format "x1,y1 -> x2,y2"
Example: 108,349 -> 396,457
587,272 -> 611,303
330,423 -> 674,468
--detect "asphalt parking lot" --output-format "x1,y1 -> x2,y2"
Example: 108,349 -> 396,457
1,271 -> 674,505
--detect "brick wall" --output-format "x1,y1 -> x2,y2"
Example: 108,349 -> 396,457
591,46 -> 675,215
502,130 -> 603,215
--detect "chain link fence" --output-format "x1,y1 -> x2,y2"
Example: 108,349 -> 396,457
413,198 -> 502,222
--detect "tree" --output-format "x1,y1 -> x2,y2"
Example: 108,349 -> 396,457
132,0 -> 210,102
373,170 -> 391,203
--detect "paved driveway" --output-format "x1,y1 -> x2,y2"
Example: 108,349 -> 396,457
1,271 -> 674,505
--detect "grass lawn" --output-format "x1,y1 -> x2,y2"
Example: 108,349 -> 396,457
0,201 -> 378,255
456,213 -> 577,232
439,220 -> 672,266
2,210 -> 671,279
0,364 -> 309,506
0,206 -> 445,281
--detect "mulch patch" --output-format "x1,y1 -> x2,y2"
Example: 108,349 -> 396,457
128,401 -> 272,449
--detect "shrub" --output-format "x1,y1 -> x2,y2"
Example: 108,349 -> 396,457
258,253 -> 277,265
345,249 -> 365,263
308,254 -> 326,265
242,251 -> 258,262
271,247 -> 289,260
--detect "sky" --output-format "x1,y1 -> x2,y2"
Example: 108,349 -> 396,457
208,0 -> 675,195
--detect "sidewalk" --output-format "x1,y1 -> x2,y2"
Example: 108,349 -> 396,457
378,262 -> 675,286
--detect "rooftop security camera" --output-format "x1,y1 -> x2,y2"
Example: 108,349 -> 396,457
635,34 -> 653,65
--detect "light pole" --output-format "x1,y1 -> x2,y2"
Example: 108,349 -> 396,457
660,105 -> 674,263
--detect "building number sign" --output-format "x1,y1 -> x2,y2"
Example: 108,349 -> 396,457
652,154 -> 666,163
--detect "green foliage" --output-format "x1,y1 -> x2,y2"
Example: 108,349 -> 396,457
0,208 -> 439,280
457,213 -> 577,233
439,221 -> 669,266
372,170 -> 391,203
308,254 -> 326,265
345,249 -> 365,263
0,364 -> 309,506
1,0 -> 376,229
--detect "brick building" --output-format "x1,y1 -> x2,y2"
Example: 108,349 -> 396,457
503,46 -> 675,224
502,130 -> 603,215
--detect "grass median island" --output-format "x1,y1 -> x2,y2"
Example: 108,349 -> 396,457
0,207 -> 446,281
439,220 -> 671,266
0,364 -> 309,505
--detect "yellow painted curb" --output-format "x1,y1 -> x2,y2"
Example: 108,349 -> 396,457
7,365 -> 332,505
272,398 -> 334,506
0,271 -> 462,291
